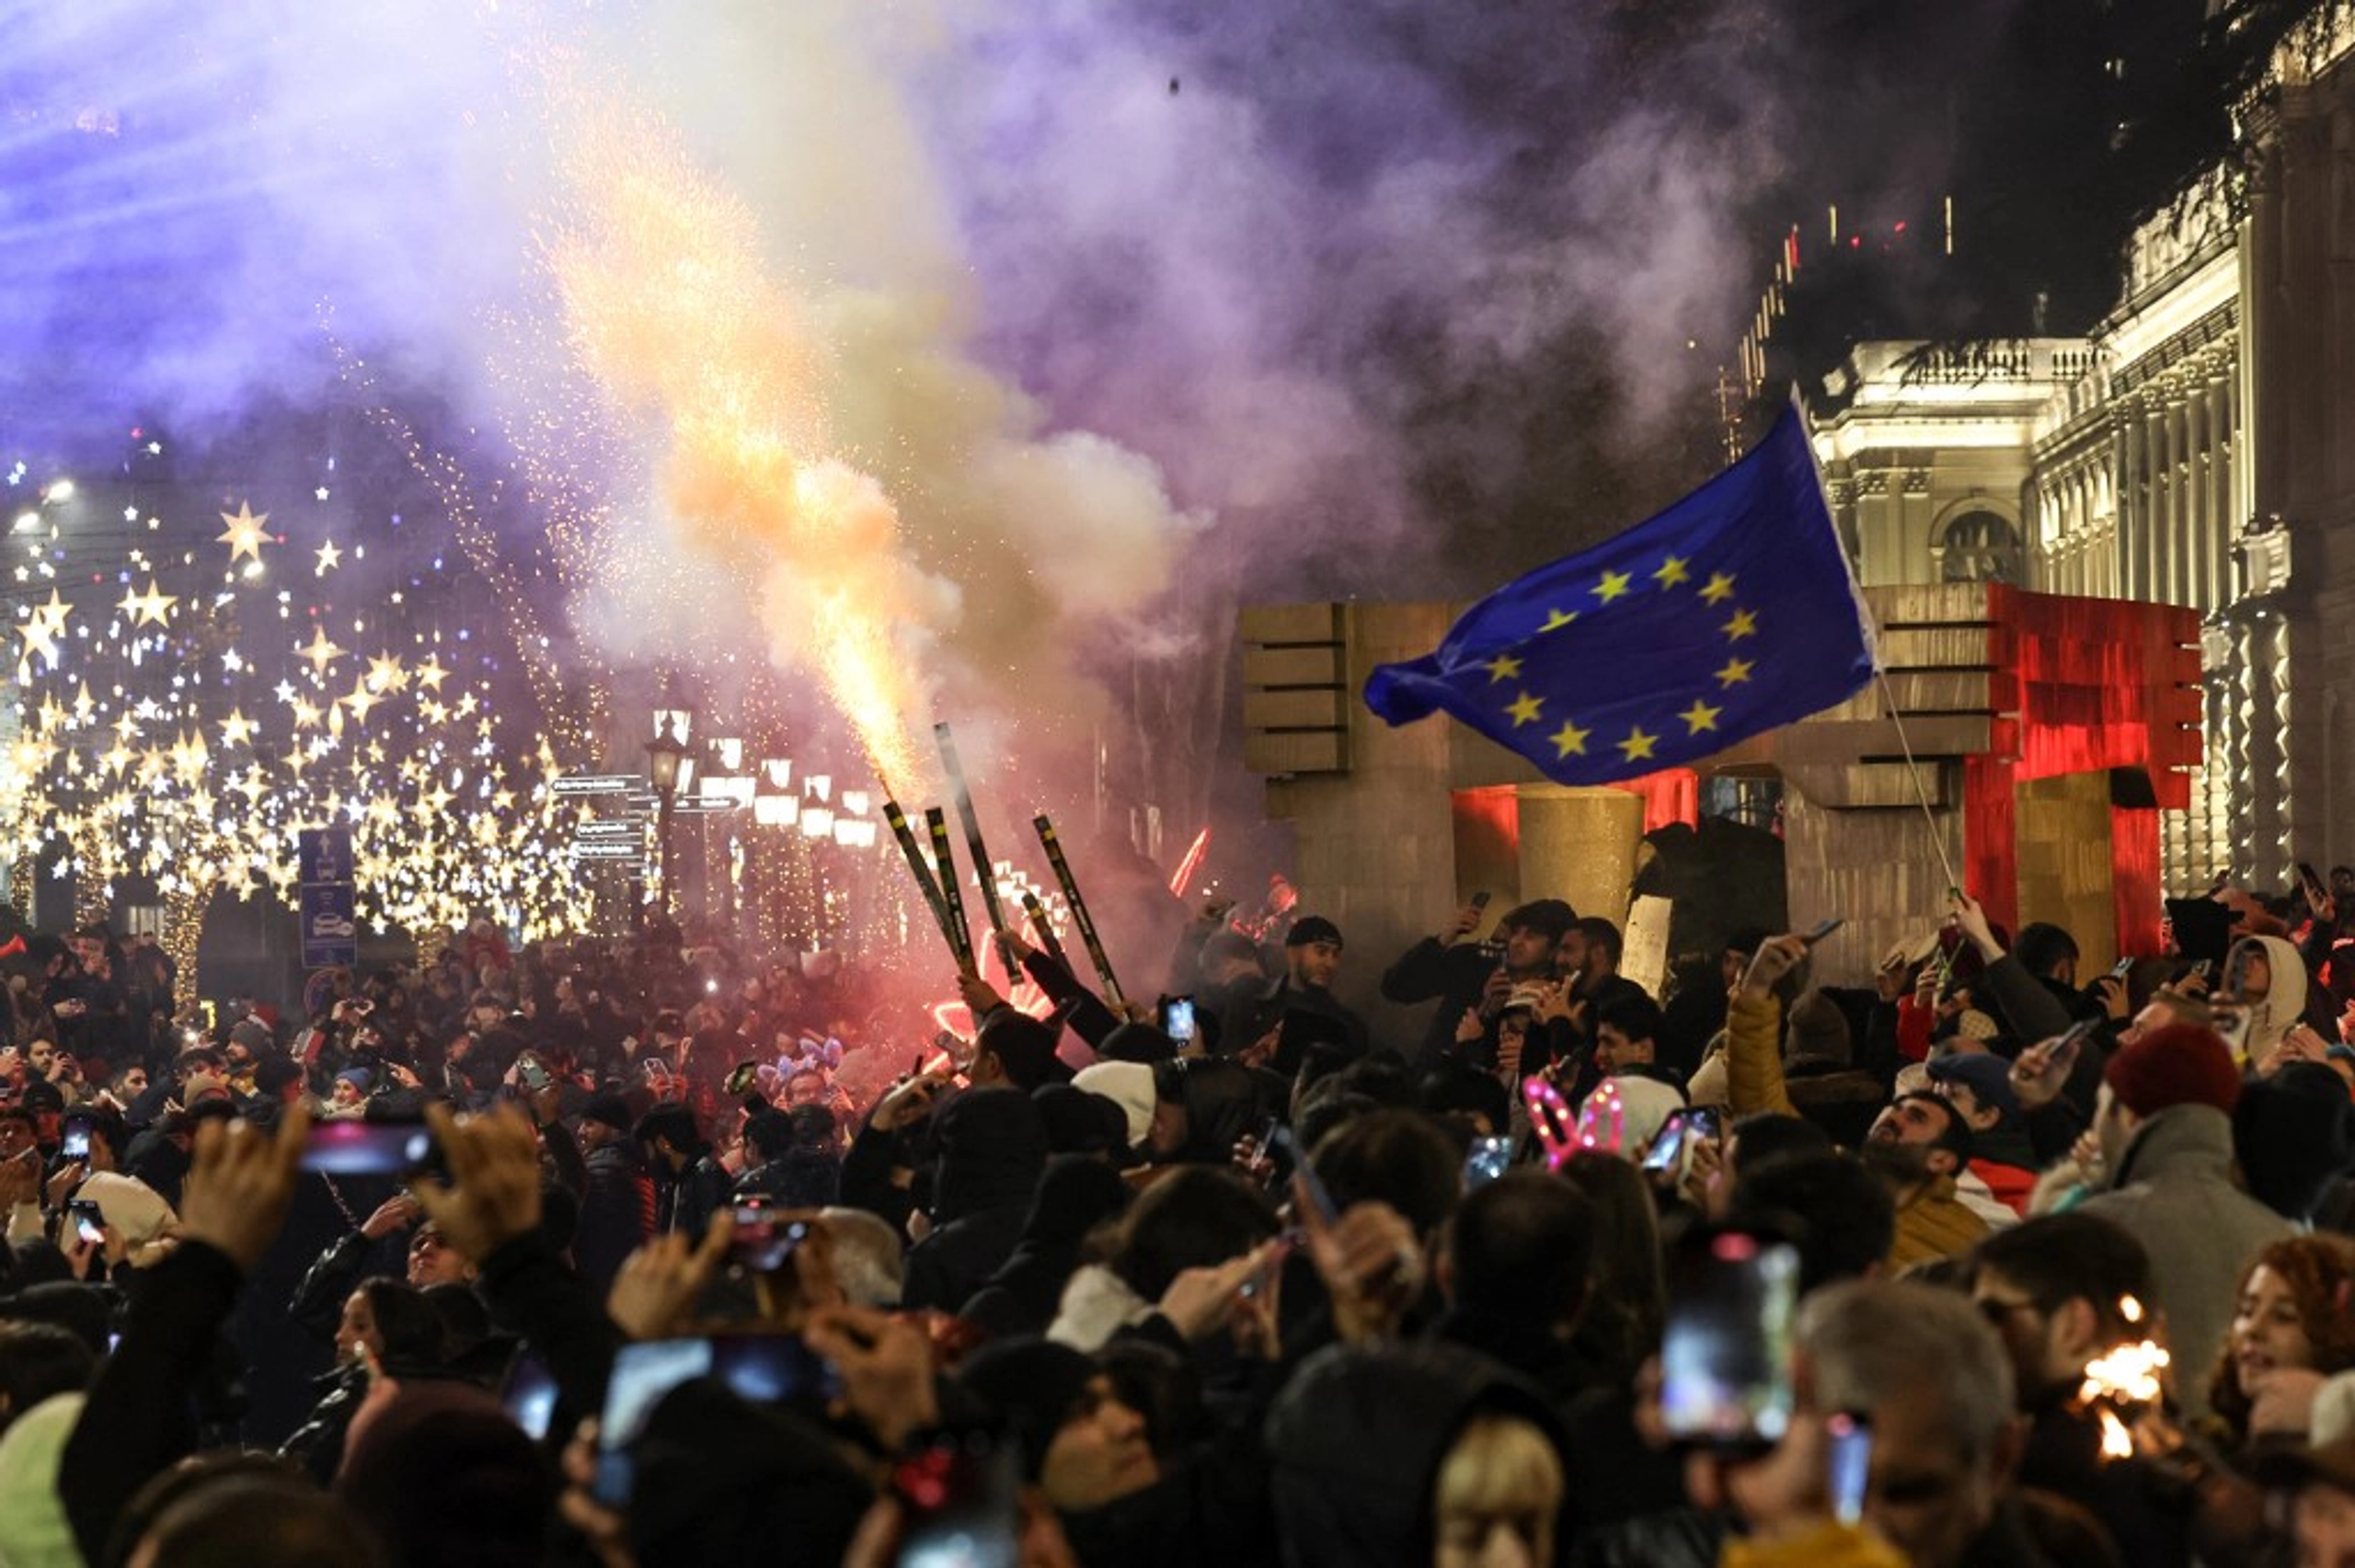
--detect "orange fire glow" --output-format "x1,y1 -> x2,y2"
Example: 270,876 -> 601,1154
546,107 -> 931,786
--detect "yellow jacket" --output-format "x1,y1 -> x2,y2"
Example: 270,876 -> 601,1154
1724,992 -> 1797,1116
1722,1518 -> 1909,1568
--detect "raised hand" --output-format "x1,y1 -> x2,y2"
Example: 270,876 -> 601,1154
179,1102 -> 312,1270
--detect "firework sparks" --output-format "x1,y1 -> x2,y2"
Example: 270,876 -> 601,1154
546,106 -> 937,787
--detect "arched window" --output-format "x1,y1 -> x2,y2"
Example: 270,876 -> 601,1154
1936,509 -> 2022,584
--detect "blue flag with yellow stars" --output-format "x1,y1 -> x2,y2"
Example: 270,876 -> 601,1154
1363,402 -> 1875,783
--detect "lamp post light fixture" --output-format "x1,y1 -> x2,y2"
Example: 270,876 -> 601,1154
644,713 -> 689,919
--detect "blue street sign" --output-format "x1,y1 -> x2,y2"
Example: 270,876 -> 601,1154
299,882 -> 359,970
298,827 -> 354,887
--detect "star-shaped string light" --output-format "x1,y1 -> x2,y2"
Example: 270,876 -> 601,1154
298,626 -> 346,675
215,502 -> 270,565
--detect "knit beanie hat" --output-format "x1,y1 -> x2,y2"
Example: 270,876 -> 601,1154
2105,1022 -> 2243,1117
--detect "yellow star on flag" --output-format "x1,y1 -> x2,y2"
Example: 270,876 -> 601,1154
1505,691 -> 1544,728
1717,657 -> 1755,687
298,626 -> 346,675
1485,653 -> 1523,684
1593,569 -> 1632,603
1550,719 -> 1590,758
1699,572 -> 1737,604
1541,608 -> 1578,632
1653,555 -> 1691,588
1679,699 -> 1723,734
215,502 -> 270,565
1723,608 -> 1759,641
1617,726 -> 1659,762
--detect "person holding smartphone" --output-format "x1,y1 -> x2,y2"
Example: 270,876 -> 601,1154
1380,898 -> 1578,1071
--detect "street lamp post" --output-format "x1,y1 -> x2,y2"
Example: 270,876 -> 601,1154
645,713 -> 689,921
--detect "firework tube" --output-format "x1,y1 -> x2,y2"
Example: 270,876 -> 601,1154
883,798 -> 958,957
1032,813 -> 1126,1013
1018,888 -> 1070,967
925,807 -> 975,970
935,723 -> 1014,947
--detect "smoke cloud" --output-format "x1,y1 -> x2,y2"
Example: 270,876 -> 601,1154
0,0 -> 1811,812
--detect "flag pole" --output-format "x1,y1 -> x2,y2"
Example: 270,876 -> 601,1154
1791,383 -> 1965,899
1873,662 -> 1964,896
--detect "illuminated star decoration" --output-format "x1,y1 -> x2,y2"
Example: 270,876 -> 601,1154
122,578 -> 178,627
298,626 -> 346,675
315,540 -> 342,576
215,502 -> 270,565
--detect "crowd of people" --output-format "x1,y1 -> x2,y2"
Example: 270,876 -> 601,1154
4,865 -> 2355,1566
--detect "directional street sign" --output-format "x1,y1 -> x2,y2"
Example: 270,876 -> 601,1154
297,827 -> 353,886
544,767 -> 636,795
569,842 -> 649,863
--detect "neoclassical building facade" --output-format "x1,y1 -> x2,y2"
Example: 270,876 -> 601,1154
1811,6 -> 2355,890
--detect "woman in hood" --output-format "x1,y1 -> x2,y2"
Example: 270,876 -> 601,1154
2226,933 -> 2315,1070
1268,1341 -> 1568,1568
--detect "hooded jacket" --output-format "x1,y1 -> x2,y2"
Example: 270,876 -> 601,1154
901,1087 -> 1049,1312
963,1154 -> 1132,1340
1267,1342 -> 1567,1568
2227,933 -> 2312,1070
2075,1103 -> 2292,1420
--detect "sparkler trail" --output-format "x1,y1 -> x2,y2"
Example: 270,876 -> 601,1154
546,104 -> 940,788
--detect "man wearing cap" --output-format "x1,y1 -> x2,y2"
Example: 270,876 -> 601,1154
1925,1052 -> 2038,1218
574,1092 -> 653,1296
1226,915 -> 1368,1073
1380,897 -> 1576,1070
2062,1022 -> 2292,1419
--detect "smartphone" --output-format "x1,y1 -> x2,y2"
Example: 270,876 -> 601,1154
2109,956 -> 2135,980
68,1197 -> 105,1246
300,1119 -> 437,1177
1464,1134 -> 1515,1189
1800,917 -> 1844,944
2189,959 -> 2214,981
2213,1003 -> 2254,1061
1659,1225 -> 1801,1451
729,1200 -> 810,1273
892,1432 -> 1022,1568
1292,1142 -> 1341,1227
516,1056 -> 552,1093
1642,1107 -> 1719,1176
591,1333 -> 839,1506
60,1114 -> 91,1161
2048,1016 -> 2099,1077
1827,1411 -> 1874,1525
1159,996 -> 1198,1045
708,1332 -> 839,1405
1469,890 -> 1492,910
502,1348 -> 560,1441
593,1338 -> 716,1505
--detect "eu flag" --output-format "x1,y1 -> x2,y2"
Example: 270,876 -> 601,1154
1363,403 -> 1875,783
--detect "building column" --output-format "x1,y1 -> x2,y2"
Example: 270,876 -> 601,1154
2129,409 -> 2147,598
